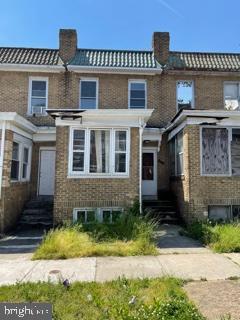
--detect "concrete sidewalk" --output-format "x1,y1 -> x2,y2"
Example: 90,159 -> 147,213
1,252 -> 240,285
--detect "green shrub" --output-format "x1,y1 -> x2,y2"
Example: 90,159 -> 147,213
184,221 -> 240,253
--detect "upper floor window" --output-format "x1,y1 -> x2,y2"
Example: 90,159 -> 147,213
129,80 -> 146,109
224,82 -> 240,110
69,128 -> 129,177
177,80 -> 194,111
28,77 -> 48,115
80,79 -> 98,109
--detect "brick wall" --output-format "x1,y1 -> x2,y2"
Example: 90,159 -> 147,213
1,69 -> 240,128
53,126 -> 139,223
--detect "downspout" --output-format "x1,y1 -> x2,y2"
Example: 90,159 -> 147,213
0,121 -> 6,199
139,118 -> 146,214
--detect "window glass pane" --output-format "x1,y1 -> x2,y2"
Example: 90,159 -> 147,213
23,148 -> 29,163
130,99 -> 145,108
142,153 -> 154,180
102,210 -> 111,223
90,130 -> 110,173
231,129 -> 240,176
72,152 -> 84,171
232,206 -> 240,220
208,206 -> 230,221
131,83 -> 145,91
224,83 -> 239,110
31,98 -> 46,107
12,142 -> 19,160
86,210 -> 96,223
202,128 -> 229,175
176,154 -> 183,175
115,153 -> 126,173
115,131 -> 126,151
73,130 -> 85,151
81,81 -> 96,98
32,81 -> 46,97
11,161 -> 19,180
80,98 -> 96,109
77,211 -> 85,223
176,132 -> 183,154
22,163 -> 27,179
131,90 -> 145,99
177,81 -> 193,111
112,210 -> 121,223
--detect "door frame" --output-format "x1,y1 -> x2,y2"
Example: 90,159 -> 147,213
142,147 -> 158,198
37,146 -> 56,196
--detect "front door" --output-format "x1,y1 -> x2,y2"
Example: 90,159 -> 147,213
142,149 -> 157,197
38,149 -> 56,196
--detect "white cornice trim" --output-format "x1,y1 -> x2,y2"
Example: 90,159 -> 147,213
0,112 -> 36,133
0,64 -> 64,73
54,109 -> 154,127
67,65 -> 162,75
166,69 -> 240,77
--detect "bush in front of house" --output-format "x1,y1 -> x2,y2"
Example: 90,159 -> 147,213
184,220 -> 240,253
33,206 -> 158,260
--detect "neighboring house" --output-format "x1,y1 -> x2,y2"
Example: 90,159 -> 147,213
0,29 -> 239,232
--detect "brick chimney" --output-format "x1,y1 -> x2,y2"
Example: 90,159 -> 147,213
152,32 -> 170,65
59,29 -> 77,63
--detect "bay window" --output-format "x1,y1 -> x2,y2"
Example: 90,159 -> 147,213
169,131 -> 184,176
201,127 -> 240,176
11,142 -> 20,180
69,128 -> 129,176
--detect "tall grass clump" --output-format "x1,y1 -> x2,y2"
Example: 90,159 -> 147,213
184,220 -> 240,253
33,205 -> 158,260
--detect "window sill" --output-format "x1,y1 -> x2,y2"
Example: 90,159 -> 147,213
10,180 -> 30,184
67,174 -> 129,179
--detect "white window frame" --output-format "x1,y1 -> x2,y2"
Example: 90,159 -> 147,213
200,126 -> 232,177
79,78 -> 99,109
28,76 -> 48,116
223,81 -> 240,110
73,207 -> 123,223
11,136 -> 32,182
176,80 -> 195,112
68,127 -> 130,178
128,80 -> 147,109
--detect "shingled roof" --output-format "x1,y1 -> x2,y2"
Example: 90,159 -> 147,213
167,51 -> 240,72
69,49 -> 158,69
0,47 -> 63,65
0,46 -> 239,72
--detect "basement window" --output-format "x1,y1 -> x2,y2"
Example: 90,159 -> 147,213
73,208 -> 123,224
208,206 -> 231,221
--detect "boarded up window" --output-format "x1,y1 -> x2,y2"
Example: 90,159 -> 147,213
231,129 -> 240,175
202,128 -> 229,175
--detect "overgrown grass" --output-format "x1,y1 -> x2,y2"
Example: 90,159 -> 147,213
0,278 -> 204,320
33,213 -> 158,259
184,221 -> 240,253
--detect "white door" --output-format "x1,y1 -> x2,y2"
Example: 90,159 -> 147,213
142,149 -> 158,197
38,150 -> 56,196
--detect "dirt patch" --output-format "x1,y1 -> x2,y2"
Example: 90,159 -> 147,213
184,280 -> 240,319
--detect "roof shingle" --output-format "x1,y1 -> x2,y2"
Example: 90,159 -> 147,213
167,51 -> 240,72
0,47 -> 62,65
69,49 -> 158,69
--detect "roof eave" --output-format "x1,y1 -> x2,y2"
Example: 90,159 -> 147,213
0,63 -> 64,73
67,65 -> 162,75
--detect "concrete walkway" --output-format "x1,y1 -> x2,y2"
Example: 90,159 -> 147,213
0,252 -> 240,285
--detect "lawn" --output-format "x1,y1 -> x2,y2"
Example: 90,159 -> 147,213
184,222 -> 240,253
33,212 -> 158,259
0,278 -> 204,320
